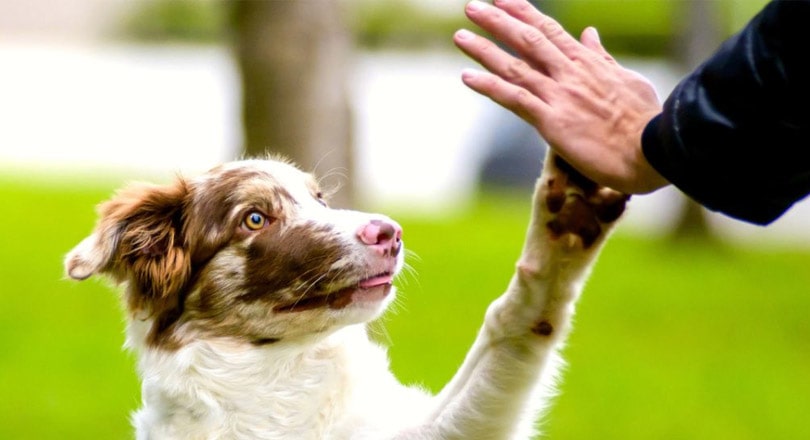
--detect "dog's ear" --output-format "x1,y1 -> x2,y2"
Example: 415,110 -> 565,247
65,179 -> 192,316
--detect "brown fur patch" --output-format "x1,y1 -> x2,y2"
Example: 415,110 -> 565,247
545,155 -> 628,249
591,189 -> 629,223
546,195 -> 602,249
545,178 -> 566,214
239,222 -> 345,304
185,167 -> 294,265
95,181 -> 192,319
531,320 -> 554,336
251,337 -> 282,346
552,155 -> 597,196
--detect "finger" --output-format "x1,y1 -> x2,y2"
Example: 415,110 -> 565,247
460,68 -> 552,126
463,0 -> 571,77
454,29 -> 556,100
579,27 -> 617,64
493,0 -> 586,62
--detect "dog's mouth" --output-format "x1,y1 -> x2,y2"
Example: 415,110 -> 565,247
273,272 -> 394,313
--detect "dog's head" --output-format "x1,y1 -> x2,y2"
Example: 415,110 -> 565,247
65,158 -> 404,349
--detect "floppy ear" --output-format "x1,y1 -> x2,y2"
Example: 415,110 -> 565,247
65,230 -> 118,281
65,179 -> 192,316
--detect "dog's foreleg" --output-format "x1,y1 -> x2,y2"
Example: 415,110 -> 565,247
402,153 -> 628,440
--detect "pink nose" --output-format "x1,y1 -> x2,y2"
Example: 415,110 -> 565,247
357,219 -> 403,257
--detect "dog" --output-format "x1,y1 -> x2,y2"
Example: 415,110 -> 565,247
65,152 -> 627,439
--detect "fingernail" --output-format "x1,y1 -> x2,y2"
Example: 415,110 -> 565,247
461,68 -> 479,81
587,27 -> 601,43
466,0 -> 486,12
455,29 -> 474,40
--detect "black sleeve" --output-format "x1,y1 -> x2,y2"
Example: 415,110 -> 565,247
641,0 -> 810,225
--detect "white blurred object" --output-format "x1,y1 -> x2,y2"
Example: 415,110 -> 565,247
0,42 -> 241,178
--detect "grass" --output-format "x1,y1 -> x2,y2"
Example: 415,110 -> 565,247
2,178 -> 809,439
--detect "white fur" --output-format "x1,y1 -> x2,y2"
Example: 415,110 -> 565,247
127,323 -> 430,440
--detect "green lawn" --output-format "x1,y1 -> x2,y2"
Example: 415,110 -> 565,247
2,178 -> 809,439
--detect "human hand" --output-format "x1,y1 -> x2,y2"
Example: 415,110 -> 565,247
454,0 -> 668,194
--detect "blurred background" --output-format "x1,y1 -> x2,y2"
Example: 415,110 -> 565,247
2,0 -> 810,438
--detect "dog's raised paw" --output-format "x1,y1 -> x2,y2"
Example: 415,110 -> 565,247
543,155 -> 629,249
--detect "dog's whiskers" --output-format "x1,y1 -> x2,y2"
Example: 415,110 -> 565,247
284,273 -> 332,311
282,264 -> 355,312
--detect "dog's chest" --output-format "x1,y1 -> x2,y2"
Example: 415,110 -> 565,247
135,334 -> 360,439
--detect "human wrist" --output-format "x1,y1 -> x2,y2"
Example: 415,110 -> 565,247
636,113 -> 670,193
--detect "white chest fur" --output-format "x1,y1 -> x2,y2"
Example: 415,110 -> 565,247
128,323 -> 429,440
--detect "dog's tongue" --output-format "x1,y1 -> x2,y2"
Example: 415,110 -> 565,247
359,274 -> 393,288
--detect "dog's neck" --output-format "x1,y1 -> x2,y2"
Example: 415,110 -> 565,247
125,320 -> 387,439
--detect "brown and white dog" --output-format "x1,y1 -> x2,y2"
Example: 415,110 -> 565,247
65,153 -> 627,439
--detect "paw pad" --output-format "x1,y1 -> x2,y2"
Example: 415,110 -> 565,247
544,156 -> 629,249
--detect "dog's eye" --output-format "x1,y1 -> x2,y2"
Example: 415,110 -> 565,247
244,211 -> 267,230
316,192 -> 328,207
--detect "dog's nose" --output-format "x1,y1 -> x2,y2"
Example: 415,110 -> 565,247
357,219 -> 403,257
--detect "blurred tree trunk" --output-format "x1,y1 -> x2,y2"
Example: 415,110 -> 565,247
230,0 -> 355,207
670,0 -> 722,240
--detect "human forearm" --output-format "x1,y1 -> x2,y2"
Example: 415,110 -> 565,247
640,0 -> 810,224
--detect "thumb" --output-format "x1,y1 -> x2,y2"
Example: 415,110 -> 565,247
580,27 -> 616,63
